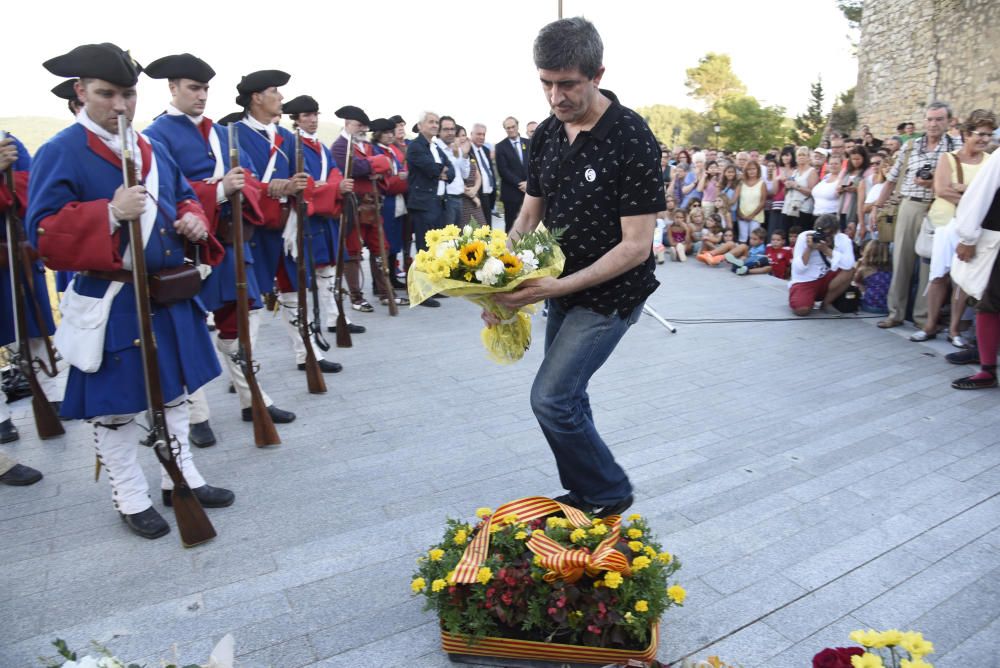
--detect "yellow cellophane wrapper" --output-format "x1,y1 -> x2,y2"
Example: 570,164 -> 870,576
407,240 -> 565,364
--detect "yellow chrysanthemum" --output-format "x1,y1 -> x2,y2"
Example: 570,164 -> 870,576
438,246 -> 460,269
489,522 -> 503,534
604,571 -> 623,589
632,556 -> 652,571
458,240 -> 486,267
624,611 -> 635,622
410,577 -> 426,593
627,528 -> 643,539
850,630 -> 880,647
643,546 -> 657,558
667,584 -> 687,604
476,567 -> 493,585
592,518 -> 604,526
514,530 -> 527,540
453,529 -> 468,545
656,551 -> 672,564
570,528 -> 588,543
899,660 -> 933,668
634,600 -> 649,613
546,516 -> 568,529
425,229 -> 444,247
440,224 -> 461,239
502,513 -> 518,525
490,229 -> 507,244
428,548 -> 444,561
413,249 -> 434,270
875,629 -> 903,647
593,579 -> 605,588
533,529 -> 546,537
628,541 -> 644,553
489,239 -> 507,257
589,524 -> 609,537
475,507 -> 493,518
533,554 -> 544,567
431,578 -> 447,593
446,569 -> 457,584
473,225 -> 491,239
900,632 -> 934,659
850,654 -> 885,668
627,513 -> 642,521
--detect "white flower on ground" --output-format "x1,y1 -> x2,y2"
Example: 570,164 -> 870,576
475,257 -> 506,286
517,249 -> 539,273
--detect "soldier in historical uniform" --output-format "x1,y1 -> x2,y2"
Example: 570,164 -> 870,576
230,71 -> 342,373
370,118 -> 410,291
330,106 -> 403,311
142,53 -> 296,434
28,43 -> 235,539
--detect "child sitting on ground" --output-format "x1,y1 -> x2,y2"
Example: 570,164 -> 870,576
714,194 -> 733,232
765,230 -> 793,279
668,210 -> 692,261
653,217 -> 667,264
724,227 -> 768,275
788,225 -> 802,250
696,228 -> 737,265
853,240 -> 892,314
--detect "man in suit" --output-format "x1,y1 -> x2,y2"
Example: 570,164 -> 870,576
495,116 -> 528,231
469,123 -> 496,225
404,111 -> 455,308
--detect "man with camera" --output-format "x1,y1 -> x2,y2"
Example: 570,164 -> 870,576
788,214 -> 856,316
874,101 -> 962,330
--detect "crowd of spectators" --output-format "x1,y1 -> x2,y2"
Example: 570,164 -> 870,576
651,101 -> 1000,390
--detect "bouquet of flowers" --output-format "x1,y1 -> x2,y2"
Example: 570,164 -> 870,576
813,629 -> 935,668
42,635 -> 234,668
407,223 -> 565,363
411,497 -> 684,655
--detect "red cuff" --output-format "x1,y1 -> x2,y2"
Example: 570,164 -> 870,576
37,200 -> 123,271
0,171 -> 29,216
188,180 -> 220,234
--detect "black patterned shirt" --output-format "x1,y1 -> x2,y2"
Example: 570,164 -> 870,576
527,91 -> 664,317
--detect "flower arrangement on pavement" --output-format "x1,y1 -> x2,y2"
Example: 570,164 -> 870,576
813,629 -> 935,668
411,497 -> 684,654
407,224 -> 565,363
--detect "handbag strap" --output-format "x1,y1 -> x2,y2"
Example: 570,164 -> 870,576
951,151 -> 964,185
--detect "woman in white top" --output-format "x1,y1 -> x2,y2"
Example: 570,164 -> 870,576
811,156 -> 842,217
861,155 -> 890,243
912,109 -> 997,344
781,146 -> 818,231
734,160 -> 767,243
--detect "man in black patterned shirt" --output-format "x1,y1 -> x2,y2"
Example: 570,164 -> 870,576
487,16 -> 664,518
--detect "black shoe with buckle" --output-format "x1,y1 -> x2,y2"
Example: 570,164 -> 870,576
327,323 -> 367,334
0,419 -> 19,444
188,420 -> 217,448
162,484 -> 235,508
121,507 -> 170,539
242,405 -> 296,423
0,463 -> 42,486
298,359 -> 343,373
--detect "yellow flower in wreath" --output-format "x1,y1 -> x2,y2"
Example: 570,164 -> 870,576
428,548 -> 444,561
667,584 -> 687,604
499,253 -> 523,276
410,577 -> 426,593
631,556 -> 651,571
628,540 -> 644,553
459,240 -> 486,267
475,507 -> 493,518
431,578 -> 447,592
604,571 -> 623,589
627,528 -> 643,539
634,600 -> 649,613
570,528 -> 588,543
453,529 -> 468,545
476,566 -> 493,584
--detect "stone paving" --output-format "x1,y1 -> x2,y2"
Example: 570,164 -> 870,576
1,254 -> 998,668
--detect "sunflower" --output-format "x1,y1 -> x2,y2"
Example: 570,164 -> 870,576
459,240 -> 487,267
499,252 -> 523,276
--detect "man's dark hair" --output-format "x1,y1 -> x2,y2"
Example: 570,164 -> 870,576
439,115 -> 456,128
814,214 -> 839,234
897,122 -> 908,133
533,17 -> 603,79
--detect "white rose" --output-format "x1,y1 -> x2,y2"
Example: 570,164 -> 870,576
463,224 -> 473,235
475,257 -> 505,286
535,244 -> 545,256
517,249 -> 539,273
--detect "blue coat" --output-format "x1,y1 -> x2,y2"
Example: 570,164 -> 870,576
144,113 -> 262,311
405,134 -> 454,212
26,124 -> 221,419
233,121 -> 296,295
0,134 -> 57,346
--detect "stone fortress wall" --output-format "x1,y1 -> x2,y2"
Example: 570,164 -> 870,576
855,0 -> 1000,136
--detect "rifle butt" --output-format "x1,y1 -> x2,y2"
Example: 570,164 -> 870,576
335,312 -> 352,348
304,356 -> 327,394
31,393 -> 65,439
250,398 -> 281,447
387,295 -> 399,317
170,485 -> 218,547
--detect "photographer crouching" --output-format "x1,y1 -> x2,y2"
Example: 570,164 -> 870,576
789,214 -> 856,316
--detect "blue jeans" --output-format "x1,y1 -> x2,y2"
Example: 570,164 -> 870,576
530,299 -> 643,506
443,196 -> 463,228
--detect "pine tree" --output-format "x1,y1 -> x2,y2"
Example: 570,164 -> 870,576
791,78 -> 825,148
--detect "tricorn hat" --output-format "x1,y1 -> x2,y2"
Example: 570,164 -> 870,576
51,79 -> 79,101
388,114 -> 405,125
368,118 -> 394,133
217,111 -> 245,126
334,105 -> 370,125
282,95 -> 319,115
144,53 -> 215,82
43,43 -> 142,88
235,70 -> 290,107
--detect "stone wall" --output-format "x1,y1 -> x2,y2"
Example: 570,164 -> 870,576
855,0 -> 1000,137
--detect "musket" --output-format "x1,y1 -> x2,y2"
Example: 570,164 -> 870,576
2,132 -> 64,439
118,114 -> 215,547
370,153 -> 397,316
330,138 -> 354,348
300,138 -> 330,355
294,132 -> 326,394
228,124 -> 280,446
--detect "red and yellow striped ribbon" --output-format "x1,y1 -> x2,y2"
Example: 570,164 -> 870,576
441,623 -> 659,663
526,520 -> 632,584
452,496 -> 591,584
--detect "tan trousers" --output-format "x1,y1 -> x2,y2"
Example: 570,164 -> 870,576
0,451 -> 16,476
888,199 -> 930,325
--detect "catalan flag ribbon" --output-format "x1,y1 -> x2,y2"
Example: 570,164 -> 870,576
526,520 -> 631,584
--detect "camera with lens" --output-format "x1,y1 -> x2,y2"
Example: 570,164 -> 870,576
811,230 -> 827,246
916,163 -> 934,180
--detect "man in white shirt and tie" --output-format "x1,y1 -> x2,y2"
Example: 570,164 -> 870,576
495,116 -> 529,231
470,123 -> 496,224
434,116 -> 472,229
